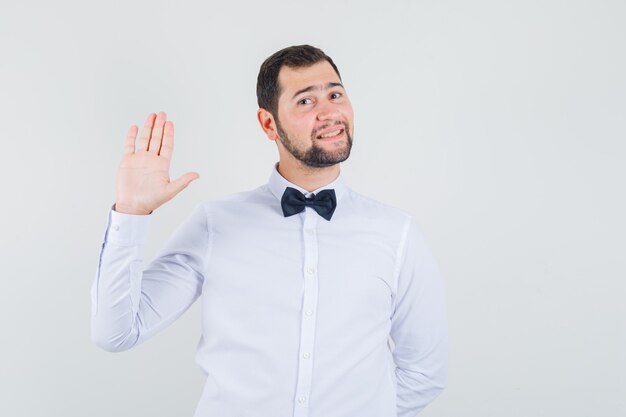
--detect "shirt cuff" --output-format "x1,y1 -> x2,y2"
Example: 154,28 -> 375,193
104,203 -> 152,246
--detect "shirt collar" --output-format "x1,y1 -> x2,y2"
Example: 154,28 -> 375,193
267,162 -> 348,203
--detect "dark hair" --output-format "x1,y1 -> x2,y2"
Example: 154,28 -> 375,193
256,44 -> 342,118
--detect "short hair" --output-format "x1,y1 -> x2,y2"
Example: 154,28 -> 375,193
256,44 -> 342,119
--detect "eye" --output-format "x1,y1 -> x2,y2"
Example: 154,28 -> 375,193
298,98 -> 313,105
330,92 -> 343,100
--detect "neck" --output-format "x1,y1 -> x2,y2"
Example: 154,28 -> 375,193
276,158 -> 340,192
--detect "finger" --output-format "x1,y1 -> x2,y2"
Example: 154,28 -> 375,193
159,121 -> 174,160
137,113 -> 156,151
148,111 -> 167,154
123,125 -> 138,155
166,172 -> 200,198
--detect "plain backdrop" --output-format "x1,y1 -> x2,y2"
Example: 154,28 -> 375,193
1,1 -> 624,416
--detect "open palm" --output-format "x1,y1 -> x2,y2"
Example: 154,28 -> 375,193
115,112 -> 199,215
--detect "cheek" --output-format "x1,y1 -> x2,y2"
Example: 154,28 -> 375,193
289,115 -> 316,136
344,102 -> 354,119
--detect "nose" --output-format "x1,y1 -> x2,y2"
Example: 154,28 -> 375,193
316,102 -> 341,121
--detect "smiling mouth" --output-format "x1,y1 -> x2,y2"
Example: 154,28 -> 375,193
316,128 -> 345,140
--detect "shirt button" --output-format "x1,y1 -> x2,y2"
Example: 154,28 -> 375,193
306,267 -> 315,275
305,310 -> 314,316
112,224 -> 120,231
303,352 -> 310,359
298,396 -> 307,404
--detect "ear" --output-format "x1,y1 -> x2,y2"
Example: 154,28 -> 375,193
257,108 -> 279,141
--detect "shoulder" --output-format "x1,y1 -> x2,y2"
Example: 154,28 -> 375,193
344,188 -> 413,225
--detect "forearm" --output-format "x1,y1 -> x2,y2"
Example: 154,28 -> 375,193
91,240 -> 144,352
90,207 -> 152,352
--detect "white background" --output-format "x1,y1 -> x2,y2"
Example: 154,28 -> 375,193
0,0 -> 624,416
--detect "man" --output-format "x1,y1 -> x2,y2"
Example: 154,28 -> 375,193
91,44 -> 447,417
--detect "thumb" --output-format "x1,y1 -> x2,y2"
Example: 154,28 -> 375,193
167,172 -> 200,197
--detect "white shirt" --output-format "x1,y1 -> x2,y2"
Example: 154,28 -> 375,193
91,163 -> 448,417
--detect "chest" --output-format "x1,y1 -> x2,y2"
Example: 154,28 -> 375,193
201,219 -> 398,326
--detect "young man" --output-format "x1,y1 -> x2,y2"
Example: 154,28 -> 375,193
92,45 -> 448,417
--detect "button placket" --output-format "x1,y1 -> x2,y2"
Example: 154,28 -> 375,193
293,209 -> 319,417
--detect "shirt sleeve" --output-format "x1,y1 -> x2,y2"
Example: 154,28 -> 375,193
90,203 -> 210,352
390,216 -> 448,416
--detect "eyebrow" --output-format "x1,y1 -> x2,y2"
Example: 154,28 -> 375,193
291,82 -> 344,100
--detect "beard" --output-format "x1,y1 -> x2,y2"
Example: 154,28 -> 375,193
275,117 -> 353,168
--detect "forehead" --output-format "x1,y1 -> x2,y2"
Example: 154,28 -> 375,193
277,61 -> 342,98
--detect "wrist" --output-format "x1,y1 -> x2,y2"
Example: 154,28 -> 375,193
113,203 -> 153,215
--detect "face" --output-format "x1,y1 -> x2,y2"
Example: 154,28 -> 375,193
272,61 -> 354,168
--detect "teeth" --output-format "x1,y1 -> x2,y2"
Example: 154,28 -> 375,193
320,129 -> 341,138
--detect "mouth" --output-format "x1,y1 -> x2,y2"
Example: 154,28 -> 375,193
316,128 -> 345,141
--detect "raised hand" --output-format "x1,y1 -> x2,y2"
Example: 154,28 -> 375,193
114,112 -> 199,215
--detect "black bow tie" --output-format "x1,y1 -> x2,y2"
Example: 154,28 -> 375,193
281,187 -> 337,221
